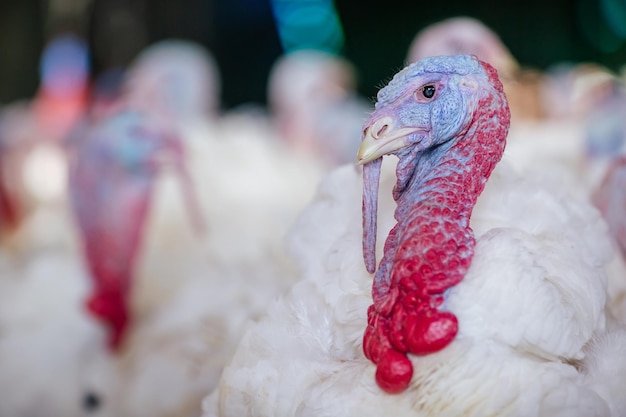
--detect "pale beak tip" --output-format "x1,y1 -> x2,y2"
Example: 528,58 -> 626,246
356,144 -> 374,166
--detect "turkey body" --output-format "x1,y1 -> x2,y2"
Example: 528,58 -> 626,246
59,38 -> 328,417
116,105 -> 325,417
205,155 -> 626,417
503,82 -> 626,320
0,247 -> 119,417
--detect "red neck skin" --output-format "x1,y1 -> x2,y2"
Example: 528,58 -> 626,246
363,63 -> 509,394
83,183 -> 152,351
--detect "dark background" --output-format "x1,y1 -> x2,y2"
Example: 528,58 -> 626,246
1,0 -> 625,109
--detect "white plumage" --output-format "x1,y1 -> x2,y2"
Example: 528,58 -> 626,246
105,40 -> 327,417
0,38 -> 327,417
0,249 -> 118,417
118,111 -> 324,417
503,77 -> 626,319
204,154 -> 626,416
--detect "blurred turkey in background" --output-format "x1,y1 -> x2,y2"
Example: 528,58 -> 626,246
1,0 -> 626,416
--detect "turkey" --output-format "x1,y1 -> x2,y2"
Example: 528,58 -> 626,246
68,108 -> 203,350
0,35 -> 125,417
114,108 -> 323,417
121,39 -> 221,123
73,40 -> 326,417
267,48 -> 372,167
0,48 -> 213,414
203,55 -> 626,416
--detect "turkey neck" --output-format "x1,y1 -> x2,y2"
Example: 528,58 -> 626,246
72,149 -> 155,352
373,88 -> 508,315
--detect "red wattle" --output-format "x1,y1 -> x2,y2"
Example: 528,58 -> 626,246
404,310 -> 458,355
375,349 -> 413,394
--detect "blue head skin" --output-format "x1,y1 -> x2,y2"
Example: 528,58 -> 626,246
358,55 -> 487,163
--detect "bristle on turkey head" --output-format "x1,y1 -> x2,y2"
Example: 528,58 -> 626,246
358,55 -> 510,393
69,110 -> 205,351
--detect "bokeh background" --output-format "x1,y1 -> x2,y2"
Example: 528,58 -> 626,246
1,0 -> 626,109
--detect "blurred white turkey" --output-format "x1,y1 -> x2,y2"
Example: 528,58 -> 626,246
76,39 -> 327,417
0,34 -> 129,417
114,39 -> 324,317
203,55 -> 626,417
267,48 -> 372,167
122,39 -> 221,123
0,35 -> 323,417
115,107 -> 324,417
540,61 -> 618,121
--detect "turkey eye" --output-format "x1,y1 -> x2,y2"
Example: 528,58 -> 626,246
422,85 -> 436,99
82,391 -> 102,412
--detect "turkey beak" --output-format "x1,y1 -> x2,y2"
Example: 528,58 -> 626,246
356,117 -> 423,165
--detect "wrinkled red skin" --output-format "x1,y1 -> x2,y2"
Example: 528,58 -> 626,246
363,62 -> 510,393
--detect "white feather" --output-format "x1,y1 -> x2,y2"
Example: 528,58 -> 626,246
204,156 -> 626,416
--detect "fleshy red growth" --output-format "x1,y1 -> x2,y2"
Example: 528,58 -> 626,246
593,155 -> 626,257
362,59 -> 509,393
374,347 -> 413,393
